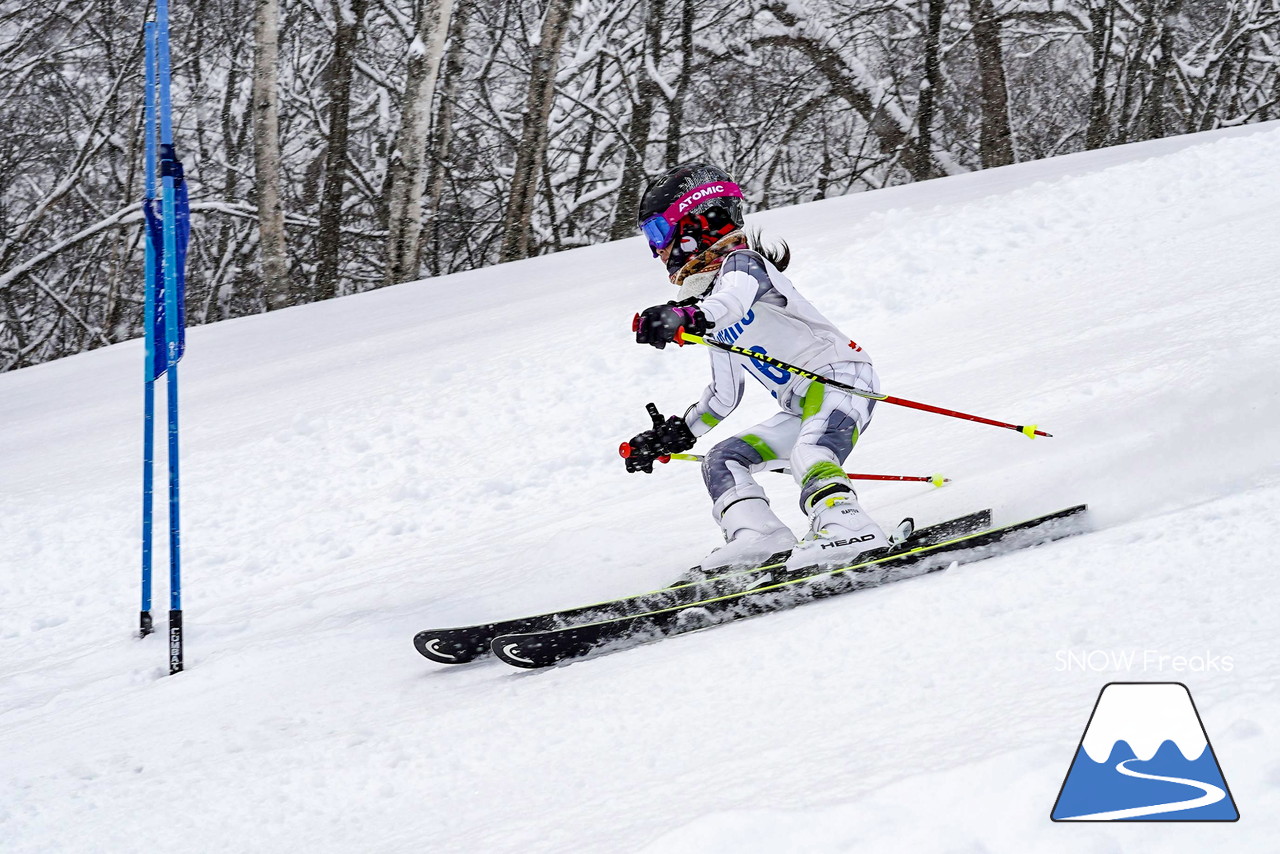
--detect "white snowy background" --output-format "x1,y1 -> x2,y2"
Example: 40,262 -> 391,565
3,123 -> 1279,852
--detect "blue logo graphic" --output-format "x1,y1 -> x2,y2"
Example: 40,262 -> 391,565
712,309 -> 756,346
1051,682 -> 1238,822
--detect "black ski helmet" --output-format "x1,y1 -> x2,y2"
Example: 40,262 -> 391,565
636,163 -> 745,264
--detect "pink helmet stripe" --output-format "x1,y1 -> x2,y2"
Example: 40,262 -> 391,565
660,181 -> 743,226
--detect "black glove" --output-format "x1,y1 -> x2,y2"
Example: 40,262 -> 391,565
620,404 -> 696,473
655,415 -> 695,454
621,429 -> 663,473
632,301 -> 711,349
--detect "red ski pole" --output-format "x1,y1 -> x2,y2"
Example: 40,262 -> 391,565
673,330 -> 1052,439
662,453 -> 949,487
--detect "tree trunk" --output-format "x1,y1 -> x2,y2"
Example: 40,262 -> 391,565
423,1 -> 468,276
385,0 -> 454,286
1136,0 -> 1184,140
252,0 -> 292,309
314,0 -> 369,300
609,0 -> 661,240
968,0 -> 1015,167
498,0 -> 575,262
917,0 -> 945,179
571,57 -> 605,205
1085,0 -> 1115,149
664,0 -> 694,168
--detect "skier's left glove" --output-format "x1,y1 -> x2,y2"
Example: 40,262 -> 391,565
633,302 -> 711,350
621,429 -> 662,473
620,416 -> 695,473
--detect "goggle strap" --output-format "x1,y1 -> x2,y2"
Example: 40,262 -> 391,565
660,181 -> 743,229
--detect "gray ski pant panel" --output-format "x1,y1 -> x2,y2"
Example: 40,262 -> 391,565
702,436 -> 769,516
813,408 -> 858,461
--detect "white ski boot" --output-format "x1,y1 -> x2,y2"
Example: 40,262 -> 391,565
699,498 -> 795,573
786,490 -> 888,571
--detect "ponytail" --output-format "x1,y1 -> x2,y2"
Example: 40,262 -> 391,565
747,229 -> 791,271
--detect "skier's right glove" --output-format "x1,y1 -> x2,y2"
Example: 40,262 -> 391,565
633,302 -> 711,350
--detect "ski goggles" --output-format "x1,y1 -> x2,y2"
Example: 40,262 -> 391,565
641,181 -> 743,256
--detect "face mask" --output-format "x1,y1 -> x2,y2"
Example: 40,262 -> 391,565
662,234 -> 699,275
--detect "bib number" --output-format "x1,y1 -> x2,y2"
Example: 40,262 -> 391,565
748,346 -> 790,385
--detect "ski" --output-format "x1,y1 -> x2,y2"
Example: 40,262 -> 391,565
491,505 -> 1087,669
414,509 -> 991,664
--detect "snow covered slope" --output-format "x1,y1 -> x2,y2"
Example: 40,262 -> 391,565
3,123 -> 1280,852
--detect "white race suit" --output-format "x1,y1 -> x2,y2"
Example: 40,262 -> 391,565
681,248 -> 881,524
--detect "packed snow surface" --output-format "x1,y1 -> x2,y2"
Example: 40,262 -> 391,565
3,123 -> 1279,852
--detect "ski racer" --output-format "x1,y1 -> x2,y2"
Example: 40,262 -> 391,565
625,162 -> 890,572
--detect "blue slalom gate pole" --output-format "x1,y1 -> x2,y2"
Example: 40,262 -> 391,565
139,4 -> 188,673
140,21 -> 160,639
156,0 -> 184,675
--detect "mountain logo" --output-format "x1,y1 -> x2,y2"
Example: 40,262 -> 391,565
1051,682 -> 1239,821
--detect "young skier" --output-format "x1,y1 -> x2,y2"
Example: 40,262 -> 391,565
625,162 -> 890,573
